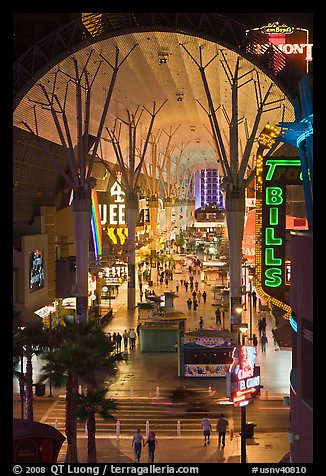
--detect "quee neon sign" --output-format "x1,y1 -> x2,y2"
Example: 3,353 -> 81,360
98,171 -> 128,245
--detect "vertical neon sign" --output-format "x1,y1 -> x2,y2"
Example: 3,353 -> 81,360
255,124 -> 292,318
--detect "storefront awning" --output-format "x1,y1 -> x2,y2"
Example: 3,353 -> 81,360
272,321 -> 292,350
13,302 -> 43,329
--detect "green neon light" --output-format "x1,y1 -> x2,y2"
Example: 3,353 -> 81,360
265,228 -> 282,245
265,268 -> 282,287
266,187 -> 283,205
265,248 -> 282,265
265,159 -> 301,180
269,207 -> 278,225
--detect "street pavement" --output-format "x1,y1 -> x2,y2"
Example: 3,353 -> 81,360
13,263 -> 292,464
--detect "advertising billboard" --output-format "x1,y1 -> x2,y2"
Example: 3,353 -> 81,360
228,346 -> 260,405
29,249 -> 45,292
246,21 -> 312,74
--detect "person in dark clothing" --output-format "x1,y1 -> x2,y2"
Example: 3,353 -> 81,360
215,307 -> 221,325
115,332 -> 122,352
261,332 -> 268,353
251,290 -> 257,309
258,318 -> 266,337
143,431 -> 158,462
252,334 -> 258,348
202,290 -> 207,303
216,414 -> 229,449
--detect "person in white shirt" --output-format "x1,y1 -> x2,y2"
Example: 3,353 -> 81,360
201,414 -> 212,446
129,328 -> 137,349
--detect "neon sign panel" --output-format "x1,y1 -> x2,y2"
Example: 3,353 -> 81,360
247,22 -> 313,74
229,346 -> 260,405
255,125 -> 304,318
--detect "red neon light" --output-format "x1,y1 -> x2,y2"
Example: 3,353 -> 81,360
237,368 -> 254,380
233,394 -> 246,403
235,387 -> 256,397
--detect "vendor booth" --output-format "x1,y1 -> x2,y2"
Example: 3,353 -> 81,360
13,419 -> 65,463
179,329 -> 237,377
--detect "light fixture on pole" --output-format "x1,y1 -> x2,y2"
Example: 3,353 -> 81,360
18,326 -> 26,419
158,52 -> 169,64
239,323 -> 248,346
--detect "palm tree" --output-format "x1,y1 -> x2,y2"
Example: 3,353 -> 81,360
75,387 -> 117,463
40,321 -> 124,463
13,318 -> 45,421
70,322 -> 124,463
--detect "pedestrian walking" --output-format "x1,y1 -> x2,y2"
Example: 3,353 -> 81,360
143,431 -> 158,462
215,307 -> 221,325
257,318 -> 265,337
216,413 -> 229,449
192,289 -> 197,300
202,290 -> 207,303
140,291 -> 143,302
251,290 -> 257,309
132,429 -> 144,461
252,334 -> 258,348
130,328 -> 137,349
193,298 -> 198,311
201,414 -> 212,446
176,280 -> 179,292
136,322 -> 142,337
261,332 -> 268,353
187,298 -> 192,310
197,290 -> 201,303
199,316 -> 204,328
195,280 -> 199,291
123,329 -> 129,349
115,332 -> 122,352
112,332 -> 117,348
185,281 -> 189,292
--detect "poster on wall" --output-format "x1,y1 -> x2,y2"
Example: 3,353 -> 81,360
29,249 -> 45,292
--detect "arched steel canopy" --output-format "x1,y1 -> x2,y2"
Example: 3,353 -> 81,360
13,13 -> 302,208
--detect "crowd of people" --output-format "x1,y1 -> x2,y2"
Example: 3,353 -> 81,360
107,326 -> 140,352
103,255 -> 277,463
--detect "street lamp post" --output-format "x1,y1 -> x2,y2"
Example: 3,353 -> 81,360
49,312 -> 53,398
249,280 -> 253,341
239,323 -> 248,346
20,353 -> 24,419
241,405 -> 247,463
236,307 -> 244,344
18,326 -> 26,419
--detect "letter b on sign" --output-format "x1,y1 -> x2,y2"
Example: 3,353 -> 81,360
266,187 -> 283,205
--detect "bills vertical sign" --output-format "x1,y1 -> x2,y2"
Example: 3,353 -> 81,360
261,157 -> 302,303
